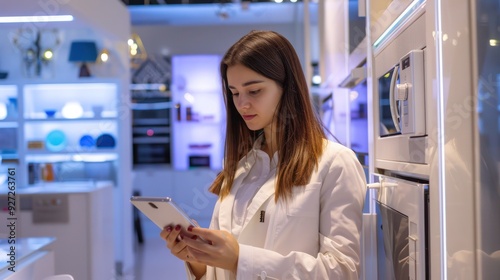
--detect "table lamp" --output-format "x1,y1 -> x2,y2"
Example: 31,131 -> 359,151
68,41 -> 98,77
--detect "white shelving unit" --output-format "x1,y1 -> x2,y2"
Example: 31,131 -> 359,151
0,85 -> 20,181
0,80 -> 123,188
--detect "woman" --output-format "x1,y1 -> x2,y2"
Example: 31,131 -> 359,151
161,30 -> 367,280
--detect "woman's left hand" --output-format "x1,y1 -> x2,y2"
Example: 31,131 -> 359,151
182,227 -> 239,274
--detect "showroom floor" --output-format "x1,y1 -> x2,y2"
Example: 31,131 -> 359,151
130,236 -> 187,280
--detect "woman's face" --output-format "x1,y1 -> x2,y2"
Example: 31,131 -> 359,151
227,64 -> 283,132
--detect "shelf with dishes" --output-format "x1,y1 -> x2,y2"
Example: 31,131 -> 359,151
13,81 -> 122,186
0,85 -> 18,121
0,85 -> 19,160
25,122 -> 117,153
23,83 -> 117,120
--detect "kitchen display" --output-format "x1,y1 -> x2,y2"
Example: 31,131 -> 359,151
1,0 -> 499,279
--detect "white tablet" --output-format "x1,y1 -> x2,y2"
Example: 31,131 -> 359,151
130,196 -> 199,231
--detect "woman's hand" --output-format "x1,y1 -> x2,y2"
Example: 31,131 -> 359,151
160,224 -> 191,261
182,227 -> 240,274
160,224 -> 207,279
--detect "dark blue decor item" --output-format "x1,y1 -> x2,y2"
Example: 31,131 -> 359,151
95,133 -> 116,148
68,41 -> 98,77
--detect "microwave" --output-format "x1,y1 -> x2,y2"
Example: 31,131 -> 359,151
378,50 -> 425,137
373,12 -> 428,168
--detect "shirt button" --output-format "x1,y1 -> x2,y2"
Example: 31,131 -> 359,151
260,271 -> 267,279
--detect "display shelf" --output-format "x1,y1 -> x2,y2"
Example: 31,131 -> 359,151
25,149 -> 118,156
170,54 -> 225,171
0,85 -> 19,165
25,152 -> 118,163
23,116 -> 118,122
0,80 -> 123,187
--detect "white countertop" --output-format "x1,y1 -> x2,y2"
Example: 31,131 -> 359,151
0,237 -> 56,273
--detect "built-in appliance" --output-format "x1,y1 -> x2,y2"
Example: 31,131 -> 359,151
373,10 -> 429,170
131,85 -> 171,166
370,5 -> 431,280
369,174 -> 429,280
378,50 -> 425,137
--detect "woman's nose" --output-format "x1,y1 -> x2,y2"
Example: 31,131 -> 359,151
235,94 -> 250,109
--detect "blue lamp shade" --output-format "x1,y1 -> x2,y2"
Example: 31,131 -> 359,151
68,41 -> 98,77
68,41 -> 98,62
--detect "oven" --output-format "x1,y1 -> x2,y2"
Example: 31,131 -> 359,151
370,174 -> 429,280
131,89 -> 171,166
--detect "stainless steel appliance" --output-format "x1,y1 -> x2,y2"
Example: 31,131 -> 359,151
370,174 -> 429,280
131,86 -> 171,166
370,9 -> 430,280
378,50 -> 425,138
373,11 -> 428,169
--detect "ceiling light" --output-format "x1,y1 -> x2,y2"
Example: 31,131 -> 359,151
100,50 -> 109,62
0,15 -> 73,23
42,49 -> 54,60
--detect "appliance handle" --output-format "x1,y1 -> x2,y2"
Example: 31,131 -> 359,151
367,183 -> 381,190
389,65 -> 401,132
131,102 -> 171,110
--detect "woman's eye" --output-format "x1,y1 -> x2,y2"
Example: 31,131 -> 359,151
249,89 -> 260,95
231,92 -> 239,97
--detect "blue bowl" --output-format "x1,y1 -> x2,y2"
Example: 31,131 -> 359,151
79,135 -> 95,148
96,133 -> 116,148
44,109 -> 57,118
45,130 -> 67,152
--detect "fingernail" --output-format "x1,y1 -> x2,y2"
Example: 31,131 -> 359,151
165,226 -> 172,232
175,225 -> 181,231
191,235 -> 198,240
187,225 -> 194,232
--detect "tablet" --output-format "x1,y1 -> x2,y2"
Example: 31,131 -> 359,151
130,196 -> 199,231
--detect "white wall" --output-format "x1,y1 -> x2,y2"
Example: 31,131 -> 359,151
132,23 -> 306,69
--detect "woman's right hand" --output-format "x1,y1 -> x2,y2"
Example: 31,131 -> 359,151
160,224 -> 207,278
160,224 -> 189,260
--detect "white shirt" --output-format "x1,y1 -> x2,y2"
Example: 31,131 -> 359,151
186,138 -> 367,280
232,141 -> 277,238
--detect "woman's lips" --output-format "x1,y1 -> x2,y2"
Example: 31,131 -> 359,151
242,114 -> 256,121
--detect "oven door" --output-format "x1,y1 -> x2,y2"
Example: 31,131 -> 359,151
373,174 -> 429,280
131,96 -> 171,166
132,137 -> 171,165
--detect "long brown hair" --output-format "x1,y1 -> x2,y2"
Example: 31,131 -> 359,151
209,30 -> 326,202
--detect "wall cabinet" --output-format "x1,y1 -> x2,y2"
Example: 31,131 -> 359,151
0,80 -> 123,188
